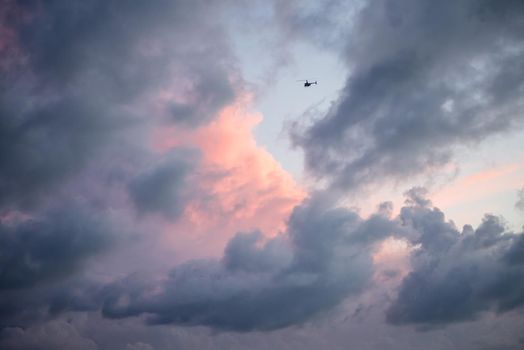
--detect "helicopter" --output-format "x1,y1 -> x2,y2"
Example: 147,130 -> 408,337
297,79 -> 318,87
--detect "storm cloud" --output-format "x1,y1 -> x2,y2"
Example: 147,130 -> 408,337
99,189 -> 524,332
0,0 -> 238,210
101,197 -> 382,331
1,186 -> 524,338
0,0 -> 241,336
292,0 -> 524,190
0,205 -> 113,327
0,207 -> 111,290
387,193 -> 524,325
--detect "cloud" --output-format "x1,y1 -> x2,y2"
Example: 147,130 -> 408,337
272,0 -> 360,51
0,0 -> 238,210
128,150 -> 198,219
0,321 -> 97,350
516,187 -> 524,211
291,0 -> 524,190
101,197 -> 387,331
387,193 -> 524,325
0,207 -> 112,291
1,187 -> 523,336
127,342 -> 154,350
0,94 -> 121,210
100,189 -> 524,332
154,101 -> 305,257
0,1 -> 309,334
0,205 -> 113,328
169,69 -> 236,126
505,234 -> 524,265
1,1 -> 524,347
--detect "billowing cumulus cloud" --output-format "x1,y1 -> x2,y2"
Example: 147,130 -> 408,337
155,102 -> 306,256
1,188 -> 524,344
100,198 -> 381,331
292,0 -> 524,190
97,188 -> 524,331
388,193 -> 524,325
96,190 -> 523,332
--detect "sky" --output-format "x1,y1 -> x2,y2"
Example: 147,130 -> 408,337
0,1 -> 524,349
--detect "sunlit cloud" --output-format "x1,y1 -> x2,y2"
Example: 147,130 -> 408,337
1,0 -> 524,349
150,95 -> 305,258
431,163 -> 523,209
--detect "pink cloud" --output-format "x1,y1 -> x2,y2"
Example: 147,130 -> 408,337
431,162 -> 523,209
372,237 -> 412,286
154,96 -> 306,259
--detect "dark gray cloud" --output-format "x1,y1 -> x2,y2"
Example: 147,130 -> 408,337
505,235 -> 524,266
128,150 -> 198,219
0,207 -> 112,290
0,205 -> 113,328
291,0 -> 524,190
0,278 -> 101,330
387,193 -> 524,325
2,188 -> 524,337
0,0 -> 238,210
99,189 -> 524,331
0,94 -> 120,210
0,0 -> 240,340
9,0 -> 236,95
0,321 -> 98,350
101,198 -> 389,331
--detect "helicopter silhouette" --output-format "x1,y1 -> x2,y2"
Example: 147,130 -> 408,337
297,79 -> 318,87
